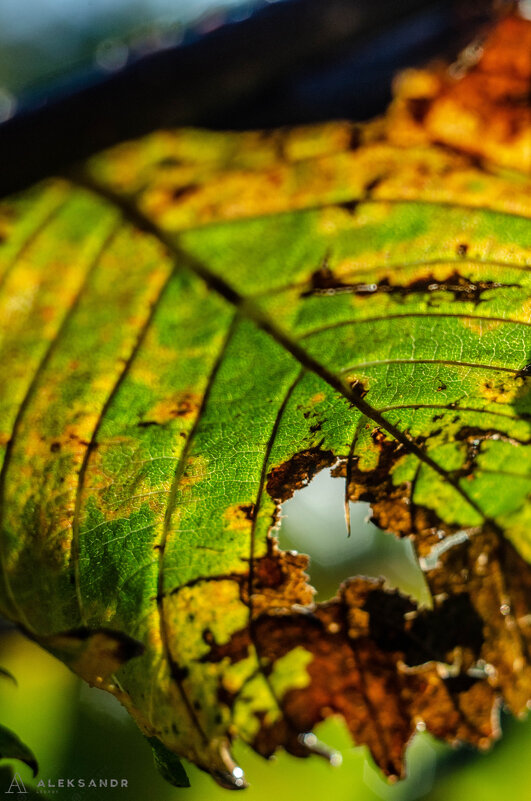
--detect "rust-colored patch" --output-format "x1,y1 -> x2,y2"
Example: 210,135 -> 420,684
138,392 -> 201,426
389,14 -> 531,171
266,448 -> 336,502
200,627 -> 251,665
248,539 -> 314,615
224,503 -> 256,532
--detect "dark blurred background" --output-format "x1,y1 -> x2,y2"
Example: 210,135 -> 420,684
2,2 -> 531,800
0,0 -> 499,194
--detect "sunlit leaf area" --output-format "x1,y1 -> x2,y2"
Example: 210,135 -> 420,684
2,2 -> 531,800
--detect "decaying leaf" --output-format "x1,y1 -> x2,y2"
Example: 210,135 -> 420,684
1,9 -> 531,790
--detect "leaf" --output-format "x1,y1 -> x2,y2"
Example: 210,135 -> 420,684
0,725 -> 38,776
1,10 -> 531,789
148,737 -> 191,788
31,627 -> 145,686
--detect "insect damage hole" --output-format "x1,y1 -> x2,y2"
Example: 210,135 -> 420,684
277,468 -> 430,604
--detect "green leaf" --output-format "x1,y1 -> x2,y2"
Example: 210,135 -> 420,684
148,737 -> 191,789
0,13 -> 531,790
0,724 -> 38,776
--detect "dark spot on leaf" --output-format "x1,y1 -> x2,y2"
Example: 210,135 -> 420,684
302,269 -> 518,304
201,628 -> 251,665
158,156 -> 183,168
171,184 -> 200,201
456,243 -> 469,256
337,199 -> 360,215
348,126 -> 361,150
238,504 -> 255,521
203,629 -> 215,646
407,96 -> 432,123
444,674 -> 481,693
170,664 -> 189,683
349,379 -> 369,400
364,175 -> 386,194
266,447 -> 335,502
333,433 -> 455,542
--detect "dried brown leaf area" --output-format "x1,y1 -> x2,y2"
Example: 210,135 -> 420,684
225,527 -> 531,779
2,9 -> 531,791
389,13 -> 531,169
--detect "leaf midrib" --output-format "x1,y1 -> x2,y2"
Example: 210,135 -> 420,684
69,169 -> 493,529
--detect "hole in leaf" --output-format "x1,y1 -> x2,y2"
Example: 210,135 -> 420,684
277,468 -> 430,605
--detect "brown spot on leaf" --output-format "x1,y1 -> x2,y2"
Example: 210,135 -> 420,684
200,628 -> 251,665
266,447 -> 335,503
171,184 -> 200,201
481,375 -> 525,405
224,503 -> 256,532
303,269 -> 517,304
332,430 -> 462,551
334,436 -> 407,536
138,392 -> 200,427
249,539 -> 314,615
407,96 -> 432,124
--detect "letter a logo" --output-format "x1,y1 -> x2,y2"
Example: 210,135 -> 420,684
5,773 -> 26,794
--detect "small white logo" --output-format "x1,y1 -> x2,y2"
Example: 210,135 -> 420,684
5,774 -> 26,794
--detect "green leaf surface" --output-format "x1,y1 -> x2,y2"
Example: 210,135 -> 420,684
1,14 -> 531,790
148,737 -> 191,788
